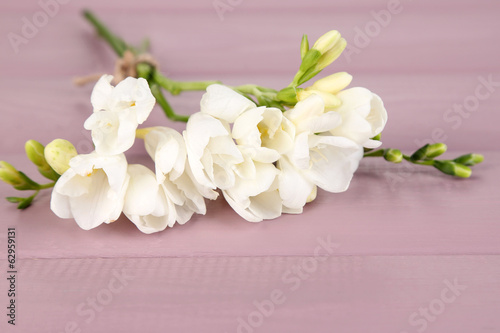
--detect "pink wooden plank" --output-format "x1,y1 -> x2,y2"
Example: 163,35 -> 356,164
1,1 -> 500,76
1,255 -> 498,332
0,151 -> 497,259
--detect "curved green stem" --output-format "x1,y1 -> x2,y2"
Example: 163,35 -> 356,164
83,10 -> 286,121
363,149 -> 384,157
402,155 -> 434,166
363,146 -> 483,178
150,83 -> 190,123
154,72 -> 220,95
83,10 -> 128,57
39,182 -> 55,190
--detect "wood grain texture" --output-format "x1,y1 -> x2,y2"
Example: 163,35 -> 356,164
0,0 -> 499,332
1,255 -> 499,333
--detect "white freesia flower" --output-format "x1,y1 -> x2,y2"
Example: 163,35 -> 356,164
329,87 -> 387,148
183,112 -> 242,196
184,84 -> 289,221
221,144 -> 283,222
123,164 -> 179,234
50,152 -> 129,230
84,75 -> 155,155
232,106 -> 295,155
279,94 -> 363,212
143,127 -> 207,221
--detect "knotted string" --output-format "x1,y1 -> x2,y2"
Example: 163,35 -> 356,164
73,50 -> 159,86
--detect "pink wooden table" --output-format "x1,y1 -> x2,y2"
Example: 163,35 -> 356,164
1,0 -> 499,332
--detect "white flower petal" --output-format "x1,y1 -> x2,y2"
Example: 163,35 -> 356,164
304,136 -> 363,192
50,189 -> 73,219
222,191 -> 259,222
90,75 -> 114,112
285,94 -> 325,124
289,132 -> 311,170
145,127 -> 186,182
334,87 -> 373,117
185,113 -> 230,157
128,214 -> 169,234
201,84 -> 256,122
123,164 -> 160,216
247,189 -> 282,221
330,87 -> 388,148
51,152 -> 129,231
302,111 -> 342,133
68,169 -> 124,230
277,157 -> 314,210
229,162 -> 277,199
232,107 -> 264,146
366,92 -> 388,136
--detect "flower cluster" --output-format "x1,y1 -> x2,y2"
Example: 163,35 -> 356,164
44,70 -> 386,232
0,17 -> 484,233
50,75 -> 206,233
184,83 -> 385,221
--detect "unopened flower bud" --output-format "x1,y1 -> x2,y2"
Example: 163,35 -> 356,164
25,140 -> 60,181
297,89 -> 341,108
411,143 -> 447,161
298,31 -> 343,74
311,72 -> 353,94
384,149 -> 403,163
425,143 -> 447,159
453,153 -> 484,166
277,87 -> 299,104
44,139 -> 78,175
0,161 -> 23,186
25,140 -> 46,167
433,161 -> 471,178
300,34 -> 309,60
316,38 -> 347,71
312,30 -> 341,55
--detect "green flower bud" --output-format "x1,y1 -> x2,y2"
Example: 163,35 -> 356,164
299,49 -> 322,72
25,140 -> 46,167
316,37 -> 347,71
411,143 -> 447,161
298,31 -> 341,74
312,30 -> 341,55
433,161 -> 471,178
300,34 -> 309,60
0,161 -> 23,186
277,87 -> 299,104
0,162 -> 39,190
25,140 -> 60,181
453,153 -> 484,166
44,139 -> 78,175
425,143 -> 447,159
383,149 -> 403,163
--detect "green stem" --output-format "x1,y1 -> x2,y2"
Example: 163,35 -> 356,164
363,149 -> 384,157
83,10 -> 128,57
402,155 -> 434,166
83,10 -> 285,120
363,149 -> 434,166
150,83 -> 190,123
39,182 -> 55,190
154,72 -> 220,95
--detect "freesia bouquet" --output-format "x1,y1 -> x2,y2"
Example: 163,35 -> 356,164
0,11 -> 484,233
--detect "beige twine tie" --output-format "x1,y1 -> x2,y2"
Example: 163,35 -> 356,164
73,50 -> 159,86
